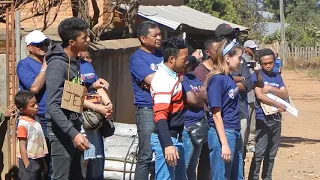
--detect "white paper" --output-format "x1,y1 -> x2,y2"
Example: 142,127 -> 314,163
266,93 -> 298,117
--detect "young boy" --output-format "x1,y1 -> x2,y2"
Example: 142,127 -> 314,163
248,49 -> 287,180
15,90 -> 48,180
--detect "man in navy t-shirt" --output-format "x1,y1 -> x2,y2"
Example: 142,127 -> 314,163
17,30 -> 51,179
248,49 -> 288,180
129,21 -> 163,180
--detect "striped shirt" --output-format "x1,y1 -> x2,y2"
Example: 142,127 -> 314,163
151,63 -> 184,148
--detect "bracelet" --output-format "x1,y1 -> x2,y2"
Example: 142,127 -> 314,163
40,69 -> 46,72
106,102 -> 111,106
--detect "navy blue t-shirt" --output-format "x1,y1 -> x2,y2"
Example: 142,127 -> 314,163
130,49 -> 163,108
207,74 -> 240,129
80,59 -> 98,94
254,70 -> 285,121
17,57 -> 46,116
182,72 -> 205,128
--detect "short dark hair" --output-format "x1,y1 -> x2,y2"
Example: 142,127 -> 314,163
161,36 -> 188,62
258,48 -> 275,63
204,38 -> 222,51
137,21 -> 158,41
15,90 -> 35,109
58,17 -> 89,47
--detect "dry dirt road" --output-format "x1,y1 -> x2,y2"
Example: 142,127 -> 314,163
245,70 -> 320,180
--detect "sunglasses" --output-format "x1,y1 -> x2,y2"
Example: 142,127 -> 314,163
30,39 -> 51,48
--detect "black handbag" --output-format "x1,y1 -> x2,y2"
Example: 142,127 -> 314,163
99,118 -> 115,138
186,118 -> 209,145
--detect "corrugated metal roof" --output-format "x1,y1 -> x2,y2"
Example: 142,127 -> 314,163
120,5 -> 248,31
89,38 -> 140,50
263,22 -> 289,36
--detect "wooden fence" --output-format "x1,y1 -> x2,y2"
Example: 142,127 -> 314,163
287,46 -> 320,61
90,38 -> 140,124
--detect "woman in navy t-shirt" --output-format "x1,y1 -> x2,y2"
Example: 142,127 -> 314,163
205,39 -> 244,179
80,50 -> 113,180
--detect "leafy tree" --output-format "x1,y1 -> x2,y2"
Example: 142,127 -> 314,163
187,0 -> 239,23
264,0 -> 320,46
187,0 -> 265,41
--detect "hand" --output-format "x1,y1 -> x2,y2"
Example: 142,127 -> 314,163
93,78 -> 109,90
164,146 -> 179,166
140,82 -> 150,90
73,133 -> 89,151
192,49 -> 202,61
263,84 -> 273,93
96,105 -> 112,118
105,109 -> 113,119
41,58 -> 47,70
253,62 -> 261,71
196,87 -> 207,100
277,104 -> 286,112
105,102 -> 113,110
4,105 -> 16,117
221,144 -> 231,162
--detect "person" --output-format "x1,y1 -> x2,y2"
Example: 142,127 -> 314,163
45,17 -> 91,180
181,56 -> 206,180
0,106 -> 16,125
242,40 -> 259,153
129,21 -> 163,180
15,90 -> 48,180
205,39 -> 244,180
273,52 -> 282,74
230,40 -> 254,162
79,50 -> 113,180
193,38 -> 222,180
17,30 -> 52,179
150,37 -> 188,180
248,49 -> 288,180
214,23 -> 239,41
194,38 -> 222,82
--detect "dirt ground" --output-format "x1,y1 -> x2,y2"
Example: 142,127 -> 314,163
244,70 -> 320,179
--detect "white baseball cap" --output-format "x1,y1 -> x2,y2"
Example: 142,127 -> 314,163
25,30 -> 49,45
243,40 -> 258,49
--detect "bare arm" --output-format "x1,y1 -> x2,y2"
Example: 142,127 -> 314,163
19,139 -> 30,168
255,87 -> 285,109
83,100 -> 111,117
212,108 -> 228,146
97,88 -> 112,107
269,86 -> 289,99
212,107 -> 231,161
236,83 -> 246,91
185,91 -> 204,108
254,70 -> 264,88
233,76 -> 242,83
30,60 -> 47,94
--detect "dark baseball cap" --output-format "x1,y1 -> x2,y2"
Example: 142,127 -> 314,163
215,23 -> 239,38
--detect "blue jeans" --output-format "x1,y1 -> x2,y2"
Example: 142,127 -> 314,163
208,128 -> 243,180
151,133 -> 186,180
135,108 -> 155,180
39,116 -> 52,180
182,130 -> 203,180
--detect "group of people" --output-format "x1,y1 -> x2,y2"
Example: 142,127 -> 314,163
130,21 -> 289,180
12,17 -> 112,180
1,16 -> 289,180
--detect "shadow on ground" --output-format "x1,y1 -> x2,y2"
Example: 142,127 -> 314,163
280,136 -> 320,148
